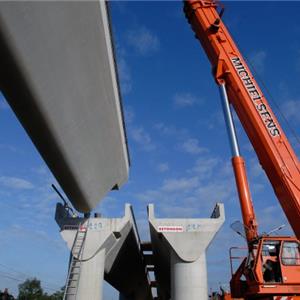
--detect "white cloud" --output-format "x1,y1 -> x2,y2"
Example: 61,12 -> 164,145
126,27 -> 160,56
136,153 -> 236,212
219,160 -> 233,177
191,157 -> 220,179
124,106 -> 135,124
125,108 -> 155,152
162,176 -> 199,192
249,158 -> 264,178
243,141 -> 254,152
195,180 -> 234,204
206,111 -> 224,130
257,204 -> 292,235
173,93 -> 200,108
136,189 -> 162,203
0,176 -> 34,190
249,50 -> 266,74
0,224 -> 65,253
130,126 -> 156,151
252,182 -> 265,194
154,122 -> 188,138
281,100 -> 300,123
0,144 -> 18,153
117,57 -> 132,94
157,163 -> 169,173
33,165 -> 49,175
181,138 -> 207,155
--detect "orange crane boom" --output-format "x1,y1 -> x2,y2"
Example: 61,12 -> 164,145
184,1 -> 300,299
184,0 -> 300,240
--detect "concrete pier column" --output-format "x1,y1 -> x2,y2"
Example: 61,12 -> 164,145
55,203 -> 152,300
76,248 -> 105,300
148,203 -> 225,300
171,251 -> 207,300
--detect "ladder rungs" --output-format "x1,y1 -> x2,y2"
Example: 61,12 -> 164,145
63,222 -> 88,300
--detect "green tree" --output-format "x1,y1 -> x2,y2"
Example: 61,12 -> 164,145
18,278 -> 44,300
47,287 -> 64,300
17,278 -> 64,300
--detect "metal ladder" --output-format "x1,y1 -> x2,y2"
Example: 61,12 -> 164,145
63,221 -> 88,300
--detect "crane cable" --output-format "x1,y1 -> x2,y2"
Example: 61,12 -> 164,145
223,8 -> 300,148
0,264 -> 61,292
0,271 -> 58,293
241,48 -> 300,148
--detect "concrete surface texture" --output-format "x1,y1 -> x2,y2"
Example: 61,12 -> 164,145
0,1 -> 129,213
55,203 -> 152,300
148,203 -> 225,300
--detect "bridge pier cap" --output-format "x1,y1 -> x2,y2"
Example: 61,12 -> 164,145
56,203 -> 152,300
148,203 -> 225,300
148,203 -> 225,261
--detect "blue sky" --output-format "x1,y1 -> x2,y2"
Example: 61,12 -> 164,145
1,1 -> 300,299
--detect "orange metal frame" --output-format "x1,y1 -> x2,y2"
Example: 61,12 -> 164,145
229,246 -> 248,276
230,237 -> 300,297
184,0 -> 300,240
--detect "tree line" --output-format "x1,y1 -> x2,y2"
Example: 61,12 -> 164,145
1,278 -> 64,300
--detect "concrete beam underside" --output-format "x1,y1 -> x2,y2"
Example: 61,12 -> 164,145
0,1 -> 129,213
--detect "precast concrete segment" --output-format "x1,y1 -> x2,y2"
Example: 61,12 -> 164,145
56,204 -> 152,300
148,203 -> 225,300
0,1 -> 129,212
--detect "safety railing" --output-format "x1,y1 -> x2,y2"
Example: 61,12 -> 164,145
229,246 -> 248,275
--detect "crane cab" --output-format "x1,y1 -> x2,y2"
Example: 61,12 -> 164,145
230,236 -> 300,300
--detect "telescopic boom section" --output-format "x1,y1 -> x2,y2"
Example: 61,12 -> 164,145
219,84 -> 258,243
184,0 -> 300,240
232,156 -> 258,243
